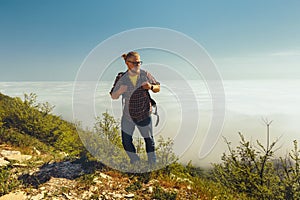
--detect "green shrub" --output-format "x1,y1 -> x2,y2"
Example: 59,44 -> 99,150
213,133 -> 284,199
279,140 -> 300,199
156,136 -> 178,168
0,166 -> 20,196
152,184 -> 177,200
0,92 -> 84,157
125,180 -> 142,192
80,112 -> 129,169
0,127 -> 52,153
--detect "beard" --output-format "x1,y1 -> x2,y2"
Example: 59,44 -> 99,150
129,66 -> 140,75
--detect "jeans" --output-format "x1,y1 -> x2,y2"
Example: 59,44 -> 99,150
121,116 -> 156,164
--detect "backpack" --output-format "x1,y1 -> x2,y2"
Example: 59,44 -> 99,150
116,70 -> 159,127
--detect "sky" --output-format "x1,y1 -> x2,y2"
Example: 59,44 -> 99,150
1,0 -> 300,81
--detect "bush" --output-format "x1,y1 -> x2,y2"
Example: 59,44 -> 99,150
0,127 -> 52,153
0,92 -> 84,157
213,133 -> 283,199
0,166 -> 20,196
152,184 -> 177,200
279,140 -> 300,199
79,112 -> 129,170
156,136 -> 178,168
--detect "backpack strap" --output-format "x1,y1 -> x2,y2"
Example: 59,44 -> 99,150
147,91 -> 159,127
140,70 -> 159,126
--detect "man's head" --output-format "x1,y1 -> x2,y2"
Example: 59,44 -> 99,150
122,51 -> 143,75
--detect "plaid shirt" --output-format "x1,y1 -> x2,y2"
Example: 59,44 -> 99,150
110,69 -> 160,122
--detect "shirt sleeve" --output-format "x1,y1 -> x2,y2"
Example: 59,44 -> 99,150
146,71 -> 160,85
109,72 -> 124,95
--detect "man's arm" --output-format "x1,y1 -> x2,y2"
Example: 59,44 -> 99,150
110,72 -> 126,99
110,85 -> 127,99
144,71 -> 160,93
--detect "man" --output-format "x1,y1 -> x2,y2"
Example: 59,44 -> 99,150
110,51 -> 160,165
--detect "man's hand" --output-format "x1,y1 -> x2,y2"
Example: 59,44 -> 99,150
142,82 -> 152,90
142,82 -> 160,93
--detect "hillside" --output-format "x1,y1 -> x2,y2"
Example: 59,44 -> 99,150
0,92 -> 234,199
0,144 -> 198,199
1,92 -> 300,199
0,92 -> 84,157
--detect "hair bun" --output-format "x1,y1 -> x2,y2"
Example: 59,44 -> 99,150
122,51 -> 139,61
122,53 -> 127,60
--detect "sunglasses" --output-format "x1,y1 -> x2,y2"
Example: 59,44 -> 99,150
127,61 -> 143,65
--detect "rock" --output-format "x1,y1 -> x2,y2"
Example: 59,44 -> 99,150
93,177 -> 102,184
33,147 -> 41,155
30,193 -> 44,200
0,157 -> 10,167
1,150 -> 21,157
34,160 -> 44,164
124,193 -> 135,198
114,193 -> 123,198
4,154 -> 32,162
99,172 -> 112,179
12,163 -> 28,167
1,149 -> 32,163
148,186 -> 153,193
39,186 -> 46,191
63,192 -> 72,199
0,191 -> 26,200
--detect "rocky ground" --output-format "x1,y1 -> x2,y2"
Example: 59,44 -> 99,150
0,145 -> 196,200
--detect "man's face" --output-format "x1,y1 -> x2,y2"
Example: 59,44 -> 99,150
126,55 -> 142,74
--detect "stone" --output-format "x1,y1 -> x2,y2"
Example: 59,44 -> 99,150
39,186 -> 46,190
30,193 -> 44,200
0,191 -> 26,200
93,177 -> 102,184
1,150 -> 21,157
33,147 -> 41,155
63,192 -> 72,199
148,186 -> 153,193
99,172 -> 112,179
12,163 -> 28,167
113,193 -> 123,198
4,154 -> 32,162
1,149 -> 32,163
124,193 -> 135,198
0,157 -> 10,167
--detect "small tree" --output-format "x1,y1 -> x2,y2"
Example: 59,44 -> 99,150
156,136 -> 178,168
94,112 -> 122,149
213,132 -> 283,199
24,92 -> 55,114
92,112 -> 128,168
280,140 -> 300,199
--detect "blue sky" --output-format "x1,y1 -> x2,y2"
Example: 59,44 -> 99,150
1,0 -> 300,81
